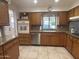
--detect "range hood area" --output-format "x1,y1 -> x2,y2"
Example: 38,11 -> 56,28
69,16 -> 79,21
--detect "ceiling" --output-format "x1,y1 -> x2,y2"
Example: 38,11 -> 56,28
12,0 -> 79,12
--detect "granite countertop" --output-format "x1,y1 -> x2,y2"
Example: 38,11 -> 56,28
31,30 -> 79,39
66,32 -> 79,39
0,36 -> 18,46
0,30 -> 79,46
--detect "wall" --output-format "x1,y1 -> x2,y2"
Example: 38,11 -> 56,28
3,1 -> 19,40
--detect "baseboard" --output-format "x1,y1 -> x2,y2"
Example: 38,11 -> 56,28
20,44 -> 64,47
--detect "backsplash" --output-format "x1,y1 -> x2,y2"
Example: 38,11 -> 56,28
3,26 -> 16,40
31,25 -> 41,30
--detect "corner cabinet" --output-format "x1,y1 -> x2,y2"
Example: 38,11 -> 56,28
3,39 -> 19,59
0,0 -> 9,26
30,13 -> 42,25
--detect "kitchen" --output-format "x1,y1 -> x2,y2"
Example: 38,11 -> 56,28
0,0 -> 79,59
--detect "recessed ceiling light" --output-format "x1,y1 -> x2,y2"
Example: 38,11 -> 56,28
34,0 -> 38,4
55,0 -> 59,2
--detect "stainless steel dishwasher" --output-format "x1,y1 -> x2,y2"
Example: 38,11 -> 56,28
31,33 -> 40,45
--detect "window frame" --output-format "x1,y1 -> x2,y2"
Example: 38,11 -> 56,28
42,15 -> 57,30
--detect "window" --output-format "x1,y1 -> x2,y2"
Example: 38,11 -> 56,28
42,16 -> 57,30
9,10 -> 15,28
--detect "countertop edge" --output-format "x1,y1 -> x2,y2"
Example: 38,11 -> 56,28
0,36 -> 18,46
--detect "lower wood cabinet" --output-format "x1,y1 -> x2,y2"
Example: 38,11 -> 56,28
0,46 -> 4,59
65,34 -> 79,59
59,32 -> 66,46
66,34 -> 73,53
72,38 -> 79,59
40,33 -> 49,45
3,39 -> 19,59
41,32 -> 66,46
0,53 -> 4,59
18,34 -> 32,45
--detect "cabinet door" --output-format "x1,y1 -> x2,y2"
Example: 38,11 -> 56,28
66,35 -> 73,53
30,13 -> 42,25
59,33 -> 66,46
0,53 -> 4,59
68,9 -> 74,18
5,44 -> 19,59
41,33 -> 49,45
4,39 -> 19,59
0,0 -> 9,26
0,46 -> 4,59
72,39 -> 79,59
74,6 -> 79,16
59,12 -> 68,25
19,34 -> 32,45
48,33 -> 60,45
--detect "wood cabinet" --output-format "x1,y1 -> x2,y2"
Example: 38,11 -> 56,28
59,32 -> 66,46
3,39 -> 19,59
68,6 -> 79,18
41,32 -> 66,46
0,0 -> 9,26
30,13 -> 42,25
40,33 -> 48,45
59,12 -> 68,25
48,33 -> 60,46
41,33 -> 59,45
19,34 -> 32,45
66,34 -> 73,53
72,38 -> 79,59
65,33 -> 79,59
68,9 -> 74,18
0,46 -> 4,59
74,6 -> 79,16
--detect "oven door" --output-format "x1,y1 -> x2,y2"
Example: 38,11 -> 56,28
18,21 -> 29,34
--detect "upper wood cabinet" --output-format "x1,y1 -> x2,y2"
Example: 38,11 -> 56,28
74,6 -> 79,16
58,12 -> 68,25
0,0 -> 9,26
68,6 -> 79,18
30,13 -> 42,25
68,9 -> 74,18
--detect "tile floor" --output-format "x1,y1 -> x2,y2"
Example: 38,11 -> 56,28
19,46 -> 74,59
